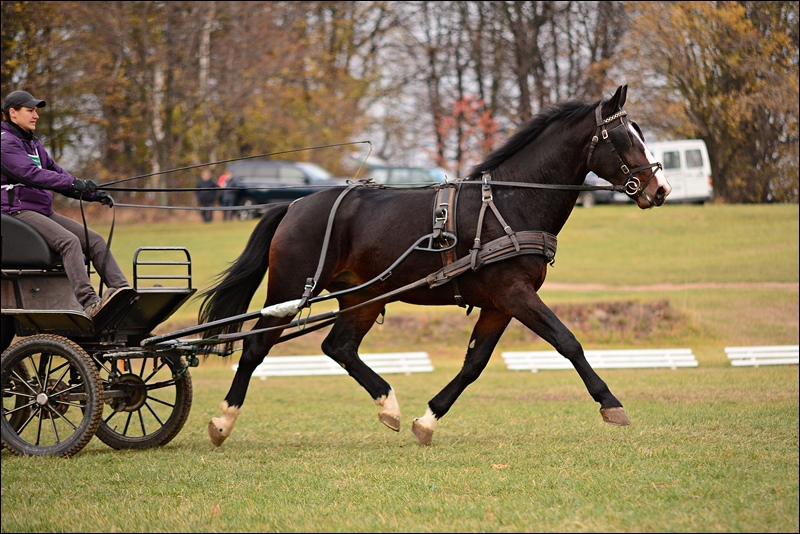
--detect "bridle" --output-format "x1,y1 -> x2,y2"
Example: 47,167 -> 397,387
586,105 -> 662,203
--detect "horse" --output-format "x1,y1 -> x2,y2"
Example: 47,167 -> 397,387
198,85 -> 671,447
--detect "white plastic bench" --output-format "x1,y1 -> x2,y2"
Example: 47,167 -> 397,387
233,352 -> 433,380
725,345 -> 799,367
502,348 -> 698,372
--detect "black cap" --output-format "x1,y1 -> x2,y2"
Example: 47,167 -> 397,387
2,91 -> 46,113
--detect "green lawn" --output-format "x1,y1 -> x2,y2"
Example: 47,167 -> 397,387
2,203 -> 798,532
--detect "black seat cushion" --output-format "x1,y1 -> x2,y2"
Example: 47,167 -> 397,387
1,213 -> 62,269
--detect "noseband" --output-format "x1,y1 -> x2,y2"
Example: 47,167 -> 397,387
586,105 -> 662,203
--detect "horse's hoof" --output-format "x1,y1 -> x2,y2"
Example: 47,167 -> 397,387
412,418 -> 434,445
208,401 -> 241,446
376,390 -> 401,431
379,412 -> 401,432
600,407 -> 631,426
208,420 -> 228,447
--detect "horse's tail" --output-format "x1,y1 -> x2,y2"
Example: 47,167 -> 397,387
197,202 -> 290,347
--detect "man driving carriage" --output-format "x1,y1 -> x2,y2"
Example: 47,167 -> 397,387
1,89 -> 129,316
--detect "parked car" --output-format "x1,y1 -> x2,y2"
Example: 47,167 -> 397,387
366,165 -> 447,187
226,160 -> 347,219
577,172 -> 616,207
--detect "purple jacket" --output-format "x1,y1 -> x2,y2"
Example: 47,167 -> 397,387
1,120 -> 92,215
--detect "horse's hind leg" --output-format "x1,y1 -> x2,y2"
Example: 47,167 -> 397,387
208,316 -> 289,446
412,308 -> 511,445
321,299 -> 401,431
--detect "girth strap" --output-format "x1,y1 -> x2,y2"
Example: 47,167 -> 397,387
432,185 -> 457,250
426,230 -> 557,288
432,184 -> 467,308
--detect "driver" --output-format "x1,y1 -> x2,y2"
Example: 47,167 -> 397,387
1,90 -> 129,317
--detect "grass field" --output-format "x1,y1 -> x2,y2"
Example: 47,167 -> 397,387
1,203 -> 798,532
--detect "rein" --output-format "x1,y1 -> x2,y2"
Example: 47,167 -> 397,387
101,141 -> 372,187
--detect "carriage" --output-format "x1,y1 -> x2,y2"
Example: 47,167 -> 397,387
1,213 -> 199,457
3,85 -> 671,458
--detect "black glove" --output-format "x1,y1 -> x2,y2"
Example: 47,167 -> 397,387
93,191 -> 114,207
72,179 -> 98,195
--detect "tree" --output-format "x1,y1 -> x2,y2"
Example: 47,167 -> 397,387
622,1 -> 799,203
4,1 -> 795,205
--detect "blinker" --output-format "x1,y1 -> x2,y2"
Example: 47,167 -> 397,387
608,123 -> 631,152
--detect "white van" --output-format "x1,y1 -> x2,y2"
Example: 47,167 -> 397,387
646,139 -> 713,204
608,139 -> 714,204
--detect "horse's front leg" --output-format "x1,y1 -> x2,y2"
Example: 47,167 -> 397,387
412,308 -> 511,445
208,317 -> 288,446
512,289 -> 631,426
321,299 -> 401,431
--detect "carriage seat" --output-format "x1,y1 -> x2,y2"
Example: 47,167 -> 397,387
1,213 -> 63,269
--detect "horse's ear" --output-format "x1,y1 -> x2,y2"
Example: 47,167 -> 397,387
610,85 -> 628,110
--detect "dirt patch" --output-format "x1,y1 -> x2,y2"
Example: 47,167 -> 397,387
265,299 -> 688,356
496,299 -> 687,347
544,282 -> 798,291
548,299 -> 686,344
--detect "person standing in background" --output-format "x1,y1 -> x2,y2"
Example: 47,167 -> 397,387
195,169 -> 218,223
217,169 -> 237,221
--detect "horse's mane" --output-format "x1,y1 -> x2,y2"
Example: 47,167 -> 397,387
467,98 -> 601,180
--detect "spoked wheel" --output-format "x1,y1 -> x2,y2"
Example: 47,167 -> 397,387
94,354 -> 192,450
1,335 -> 104,458
5,360 -> 32,433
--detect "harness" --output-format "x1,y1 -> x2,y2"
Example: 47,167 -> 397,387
142,103 -> 661,349
294,103 -> 657,317
430,175 -> 559,313
586,106 -> 662,203
293,176 -> 558,317
431,184 -> 466,308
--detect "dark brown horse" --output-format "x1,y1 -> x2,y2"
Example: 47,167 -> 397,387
198,85 -> 670,447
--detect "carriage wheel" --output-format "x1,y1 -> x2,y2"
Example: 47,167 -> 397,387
5,361 -> 32,430
94,354 -> 192,450
1,335 -> 104,458
1,360 -> 32,451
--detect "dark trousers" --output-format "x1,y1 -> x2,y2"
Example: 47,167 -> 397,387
10,210 -> 129,307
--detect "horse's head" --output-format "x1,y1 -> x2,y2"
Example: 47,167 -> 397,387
587,85 -> 671,208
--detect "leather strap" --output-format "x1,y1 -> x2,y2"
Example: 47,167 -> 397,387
432,184 -> 467,308
426,230 -> 557,288
470,172 -> 520,271
298,184 -> 360,309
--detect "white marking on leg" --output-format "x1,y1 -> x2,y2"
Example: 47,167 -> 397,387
375,389 -> 400,417
375,389 -> 401,431
415,407 -> 438,433
411,407 -> 438,445
208,401 -> 241,446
